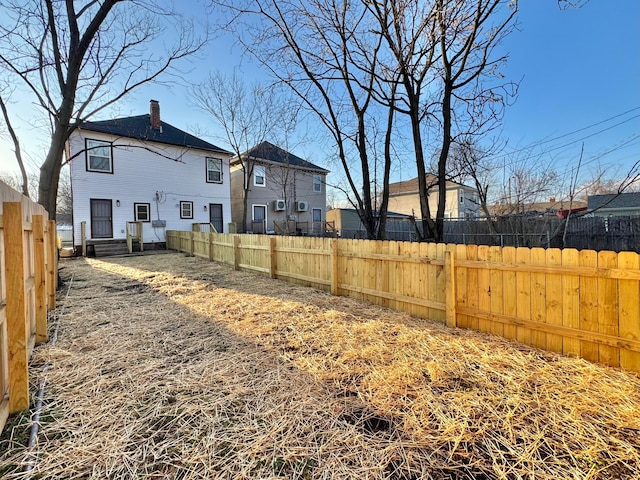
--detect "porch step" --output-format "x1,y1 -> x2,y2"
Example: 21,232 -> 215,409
93,243 -> 129,257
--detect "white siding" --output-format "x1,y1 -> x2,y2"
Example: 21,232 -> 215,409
69,131 -> 232,246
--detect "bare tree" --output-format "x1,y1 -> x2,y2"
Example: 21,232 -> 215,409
192,71 -> 278,233
216,0 -> 396,239
0,87 -> 29,196
429,0 -> 518,241
0,0 -> 206,217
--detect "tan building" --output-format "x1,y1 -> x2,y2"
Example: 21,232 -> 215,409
230,142 -> 329,234
387,174 -> 479,220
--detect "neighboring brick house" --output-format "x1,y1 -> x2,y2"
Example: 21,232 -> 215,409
67,100 -> 232,255
230,142 -> 329,234
387,174 -> 479,220
588,193 -> 640,217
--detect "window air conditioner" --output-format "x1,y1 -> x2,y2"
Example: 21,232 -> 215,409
274,199 -> 286,211
296,200 -> 308,212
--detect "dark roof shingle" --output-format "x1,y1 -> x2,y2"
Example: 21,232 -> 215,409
588,193 -> 640,211
79,114 -> 229,154
239,141 -> 328,173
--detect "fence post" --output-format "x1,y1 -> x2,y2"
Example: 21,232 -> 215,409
269,237 -> 277,279
189,231 -> 195,256
81,221 -> 87,256
233,235 -> 240,271
445,249 -> 457,328
208,231 -> 214,262
331,238 -> 339,296
47,219 -> 57,310
4,202 -> 29,413
33,215 -> 47,343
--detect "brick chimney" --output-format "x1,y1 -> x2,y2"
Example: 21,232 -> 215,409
150,99 -> 161,130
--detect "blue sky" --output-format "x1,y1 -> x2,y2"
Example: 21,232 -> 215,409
1,1 -> 638,196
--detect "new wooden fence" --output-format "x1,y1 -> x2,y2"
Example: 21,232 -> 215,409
0,181 -> 57,432
167,230 -> 640,373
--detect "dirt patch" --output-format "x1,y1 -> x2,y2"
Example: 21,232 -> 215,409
1,253 -> 638,479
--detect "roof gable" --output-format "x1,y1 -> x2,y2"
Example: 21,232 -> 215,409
79,114 -> 230,154
237,141 -> 329,173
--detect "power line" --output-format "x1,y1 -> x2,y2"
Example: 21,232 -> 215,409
494,106 -> 640,163
498,114 -> 640,169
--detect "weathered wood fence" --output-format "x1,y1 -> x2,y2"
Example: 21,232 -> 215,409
167,230 -> 640,373
0,181 -> 57,432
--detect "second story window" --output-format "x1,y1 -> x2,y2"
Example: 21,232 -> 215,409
207,157 -> 222,183
86,139 -> 113,173
254,165 -> 265,187
313,174 -> 322,192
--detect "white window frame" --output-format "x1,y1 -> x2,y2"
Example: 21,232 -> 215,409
312,208 -> 322,222
180,201 -> 193,219
313,174 -> 322,193
86,139 -> 113,173
254,165 -> 266,187
206,157 -> 223,183
134,203 -> 150,222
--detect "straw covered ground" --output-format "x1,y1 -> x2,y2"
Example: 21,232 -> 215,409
0,252 -> 639,479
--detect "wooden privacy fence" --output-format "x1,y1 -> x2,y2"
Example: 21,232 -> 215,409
167,230 -> 640,373
0,181 -> 57,432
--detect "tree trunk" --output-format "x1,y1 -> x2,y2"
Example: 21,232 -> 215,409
408,99 -> 436,241
435,81 -> 453,243
38,124 -> 68,219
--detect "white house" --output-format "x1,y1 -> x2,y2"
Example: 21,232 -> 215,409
67,100 -> 232,255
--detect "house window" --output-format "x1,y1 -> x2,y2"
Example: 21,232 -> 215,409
254,165 -> 265,187
86,139 -> 113,173
134,203 -> 150,222
313,174 -> 322,193
206,157 -> 223,183
312,208 -> 322,222
180,201 -> 193,219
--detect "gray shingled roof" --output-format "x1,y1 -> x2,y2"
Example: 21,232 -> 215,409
240,141 -> 329,173
79,114 -> 230,154
588,192 -> 640,211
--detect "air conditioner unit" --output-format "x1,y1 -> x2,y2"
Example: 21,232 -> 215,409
274,199 -> 286,211
296,200 -> 308,212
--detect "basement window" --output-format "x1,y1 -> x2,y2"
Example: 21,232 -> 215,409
180,201 -> 193,219
134,203 -> 150,222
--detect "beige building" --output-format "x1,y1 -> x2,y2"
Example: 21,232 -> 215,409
387,174 -> 479,220
230,142 -> 329,234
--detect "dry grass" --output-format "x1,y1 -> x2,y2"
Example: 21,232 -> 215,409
1,252 -> 638,479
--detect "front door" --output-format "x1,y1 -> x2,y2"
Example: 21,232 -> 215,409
90,199 -> 113,238
209,203 -> 223,233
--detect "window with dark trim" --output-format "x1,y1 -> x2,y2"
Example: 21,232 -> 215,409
86,139 -> 113,173
180,201 -> 193,219
134,203 -> 151,222
206,157 -> 223,183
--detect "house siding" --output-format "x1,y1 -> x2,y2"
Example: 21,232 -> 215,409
69,131 -> 232,247
230,160 -> 327,232
387,186 -> 478,219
